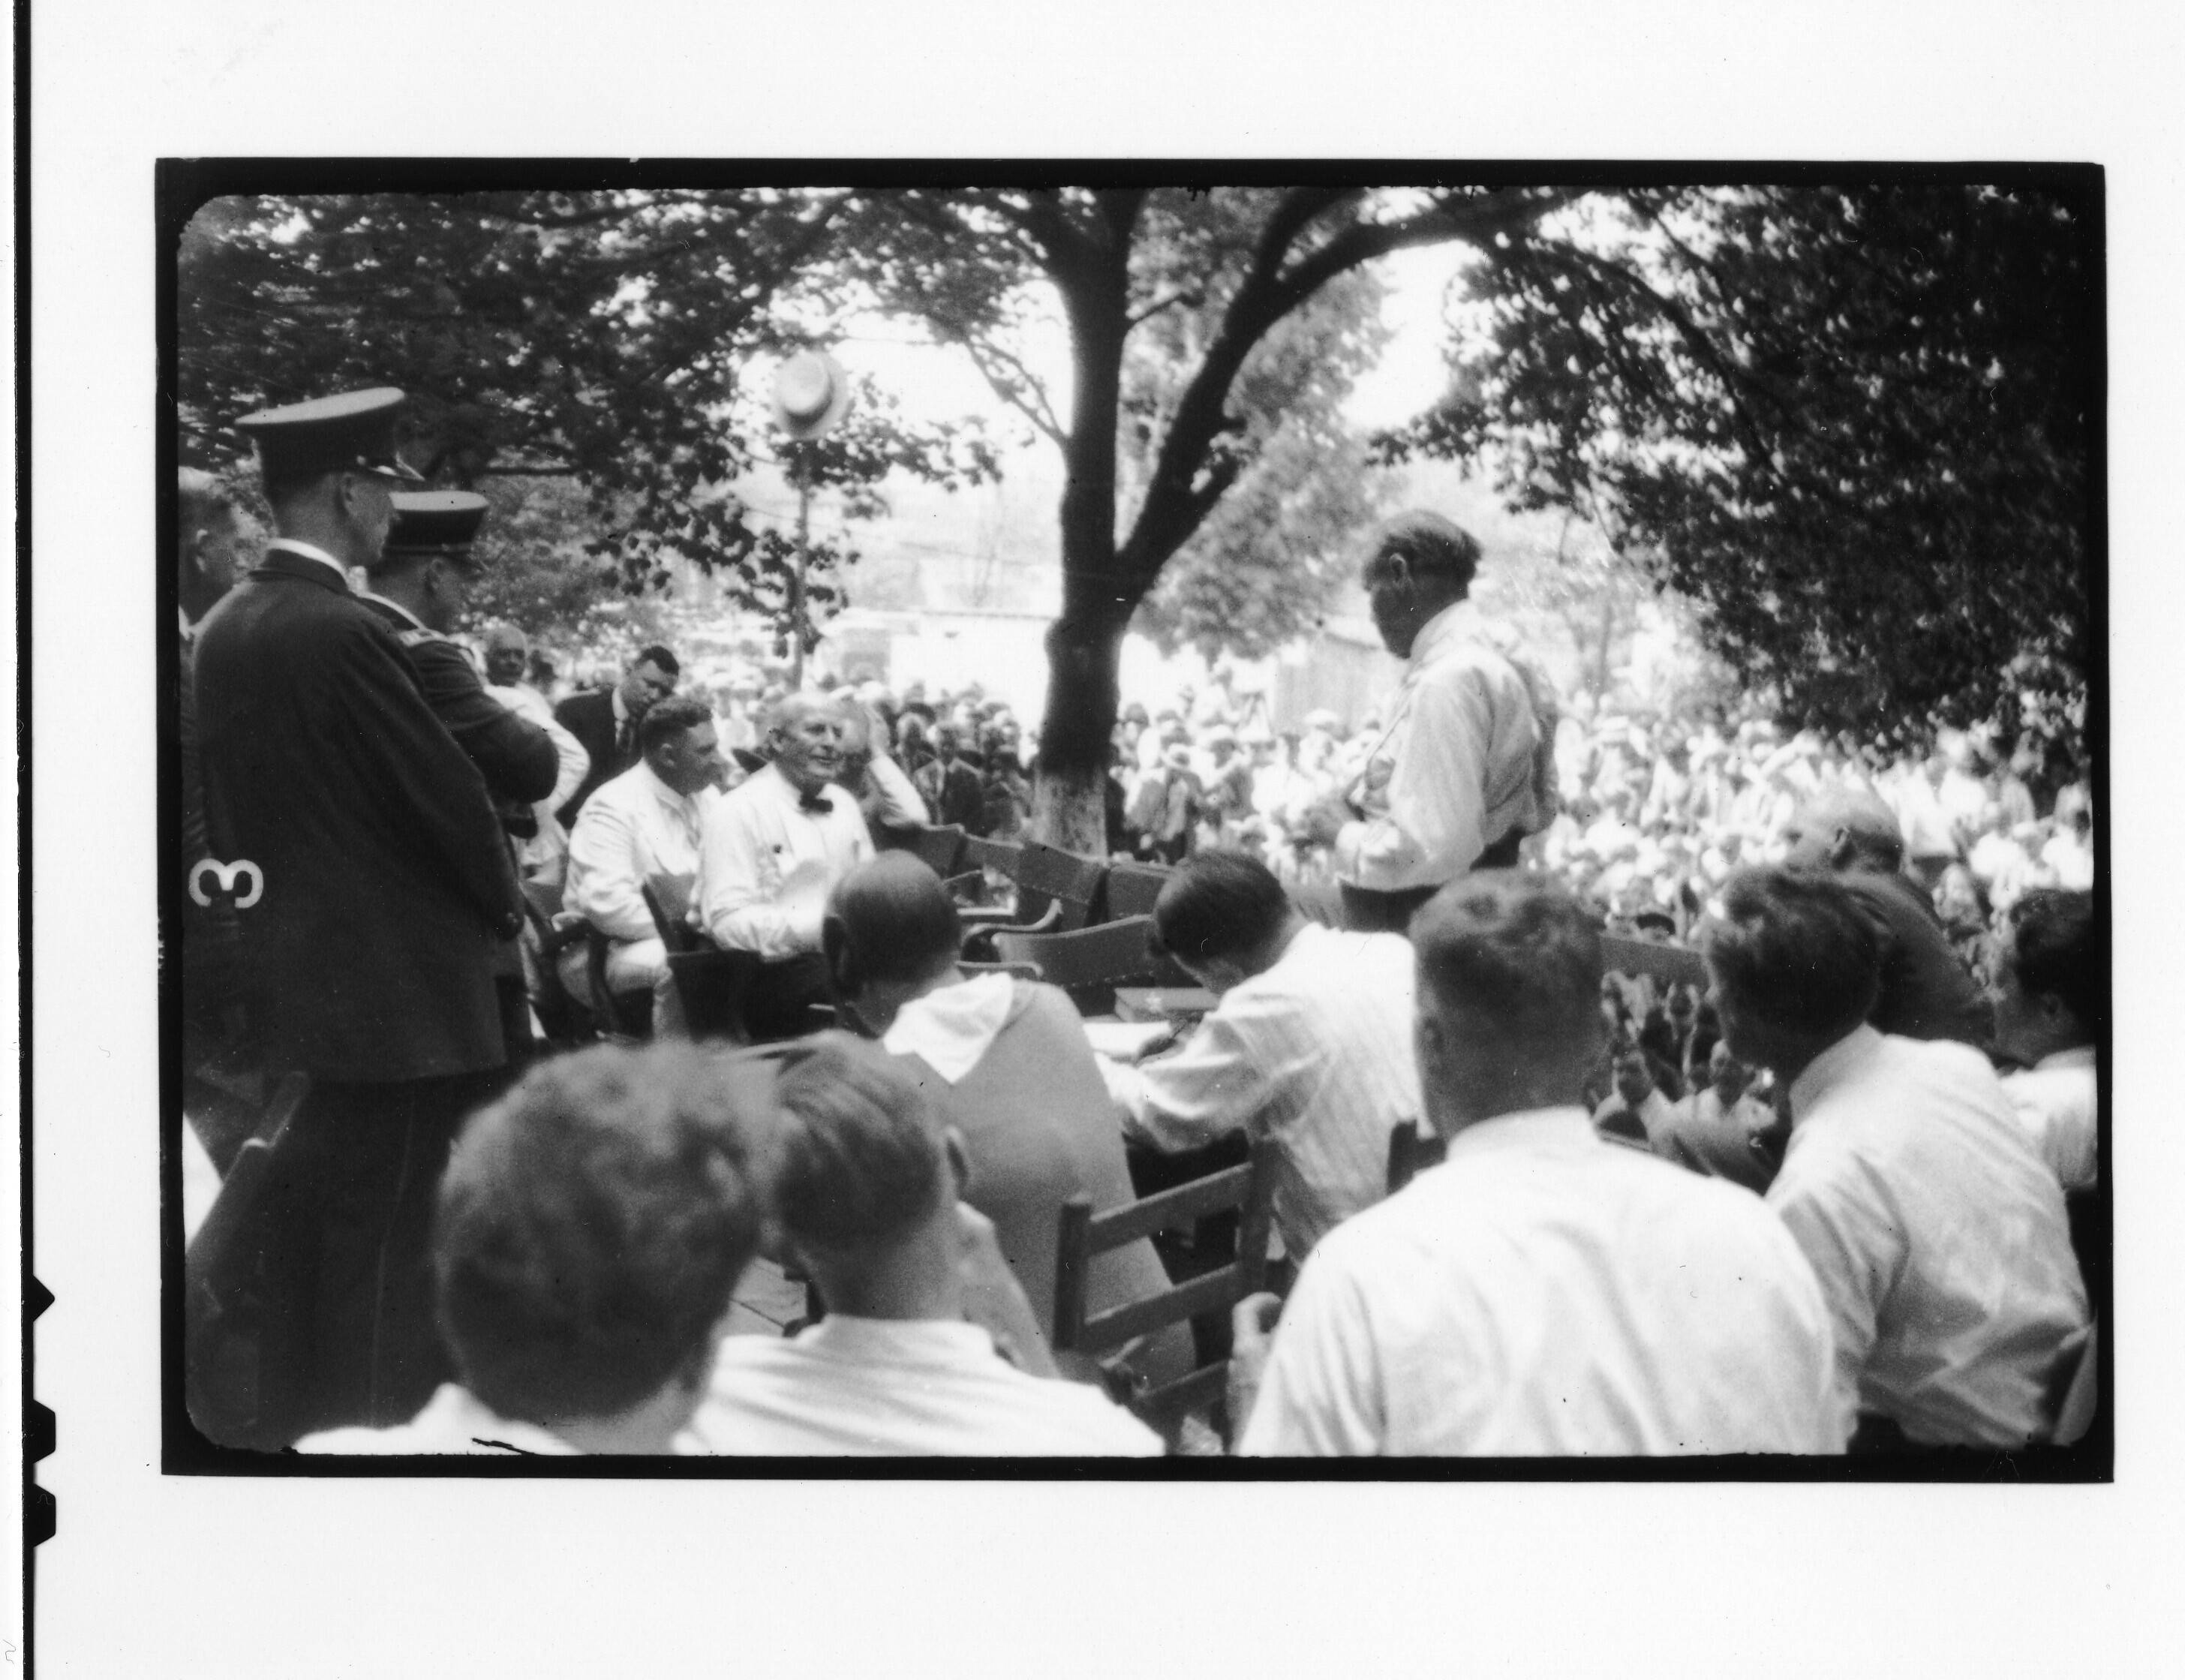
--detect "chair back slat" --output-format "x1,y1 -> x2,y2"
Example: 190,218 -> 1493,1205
1051,1144 -> 1279,1439
1011,840 -> 1108,931
960,834 -> 1024,877
1099,861 -> 1171,922
992,915 -> 1159,1013
905,824 -> 968,879
667,947 -> 768,1044
642,874 -> 700,955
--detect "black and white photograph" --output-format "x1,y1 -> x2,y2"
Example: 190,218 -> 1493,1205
161,165 -> 2108,1470
23,5 -> 2185,1675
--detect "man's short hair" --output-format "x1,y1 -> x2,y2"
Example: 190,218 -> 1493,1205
2005,888 -> 2096,1035
1365,509 -> 1482,594
639,694 -> 714,754
769,1033 -> 946,1260
1148,849 -> 1291,966
1798,788 -> 1905,872
1705,867 -> 1881,1044
1412,873 -> 1603,1059
824,855 -> 962,996
633,644 -> 680,678
433,1042 -> 763,1427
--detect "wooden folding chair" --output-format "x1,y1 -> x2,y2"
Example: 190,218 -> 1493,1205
1385,1118 -> 1449,1196
903,823 -> 968,881
993,915 -> 1164,1015
1098,860 -> 1171,922
1051,1144 -> 1278,1439
642,875 -> 702,956
1011,839 -> 1109,933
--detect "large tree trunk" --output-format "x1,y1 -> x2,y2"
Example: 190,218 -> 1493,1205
1032,600 -> 1132,855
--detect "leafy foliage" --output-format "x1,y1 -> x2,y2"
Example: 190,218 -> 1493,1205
1379,182 -> 2096,750
176,190 -> 998,642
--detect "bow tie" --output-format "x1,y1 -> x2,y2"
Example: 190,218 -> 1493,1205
798,789 -> 832,815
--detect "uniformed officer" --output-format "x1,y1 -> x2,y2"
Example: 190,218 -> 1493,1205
191,389 -> 527,1446
359,489 -> 561,1071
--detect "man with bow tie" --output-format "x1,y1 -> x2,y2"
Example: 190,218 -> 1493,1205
696,693 -> 875,1039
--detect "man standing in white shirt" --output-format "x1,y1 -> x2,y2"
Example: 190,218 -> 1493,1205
1707,867 -> 2088,1450
1100,849 -> 1422,1260
561,695 -> 722,1035
1234,873 -> 1839,1456
687,1035 -> 1164,1456
696,693 -> 875,1040
1298,512 -> 1551,933
482,621 -> 591,888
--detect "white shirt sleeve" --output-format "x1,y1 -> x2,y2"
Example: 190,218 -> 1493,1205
696,786 -> 874,958
1769,1151 -> 1903,1443
864,750 -> 930,830
563,792 -> 659,945
1238,1252 -> 1386,1456
1334,663 -> 1493,890
1107,1005 -> 1273,1153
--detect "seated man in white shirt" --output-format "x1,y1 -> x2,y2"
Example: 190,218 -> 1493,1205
686,1034 -> 1165,1456
1706,867 -> 2089,1450
696,693 -> 876,1040
1992,888 -> 2096,1191
300,1041 -> 765,1455
1231,873 -> 1841,1457
1991,888 -> 2100,1309
1099,849 -> 1423,1261
560,695 -> 722,1035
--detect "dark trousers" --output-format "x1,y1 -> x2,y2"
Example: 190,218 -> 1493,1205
1337,831 -> 1525,935
744,952 -> 834,1042
249,1068 -> 506,1442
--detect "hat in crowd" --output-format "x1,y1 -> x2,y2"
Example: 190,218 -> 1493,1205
1205,724 -> 1238,749
380,490 -> 489,562
1305,708 -> 1339,732
236,387 -> 422,484
771,350 -> 854,441
1165,744 -> 1192,769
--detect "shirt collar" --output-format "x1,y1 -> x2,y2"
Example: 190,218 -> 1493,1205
356,588 -> 427,633
882,972 -> 1019,1083
1408,597 -> 1474,666
759,760 -> 835,814
1438,1104 -> 1597,1162
612,687 -> 632,727
636,759 -> 696,815
264,537 -> 351,588
796,1314 -> 999,1363
1787,1022 -> 1886,1120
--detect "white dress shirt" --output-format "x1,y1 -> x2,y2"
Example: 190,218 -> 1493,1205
2003,1045 -> 2097,1192
490,681 -> 591,883
297,1384 -> 580,1456
1334,600 -> 1545,891
1769,1026 -> 2089,1447
696,762 -> 873,958
1100,923 -> 1423,1258
564,760 -> 715,946
684,1315 -> 1165,1456
1242,1107 -> 1840,1456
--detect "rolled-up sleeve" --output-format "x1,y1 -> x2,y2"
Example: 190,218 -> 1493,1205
1107,1008 -> 1270,1153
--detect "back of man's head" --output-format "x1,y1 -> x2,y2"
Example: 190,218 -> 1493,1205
769,1033 -> 948,1298
639,693 -> 714,757
1411,873 -> 1606,1123
2004,888 -> 2096,1041
1704,867 -> 1880,1053
434,1041 -> 764,1429
1786,787 -> 1905,873
1149,849 -> 1291,971
1364,509 -> 1482,596
824,853 -> 963,998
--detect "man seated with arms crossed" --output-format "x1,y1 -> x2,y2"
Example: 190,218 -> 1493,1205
687,1034 -> 1165,1456
1706,867 -> 2088,1450
1099,849 -> 1423,1261
561,695 -> 722,1036
300,1041 -> 764,1455
696,693 -> 875,1041
1231,873 -> 1840,1456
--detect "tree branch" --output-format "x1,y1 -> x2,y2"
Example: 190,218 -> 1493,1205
960,336 -> 1066,445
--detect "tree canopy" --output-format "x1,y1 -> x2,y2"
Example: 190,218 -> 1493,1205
1378,181 -> 2096,751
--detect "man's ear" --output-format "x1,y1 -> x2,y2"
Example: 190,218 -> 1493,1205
1826,826 -> 1858,871
942,1126 -> 973,1198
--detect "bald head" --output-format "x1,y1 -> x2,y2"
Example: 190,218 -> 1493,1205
767,692 -> 850,797
482,622 -> 529,687
1780,787 -> 1904,874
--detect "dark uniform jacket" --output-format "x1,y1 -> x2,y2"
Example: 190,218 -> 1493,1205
192,551 -> 524,1083
358,595 -> 559,807
1841,867 -> 1994,1048
552,687 -> 638,830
